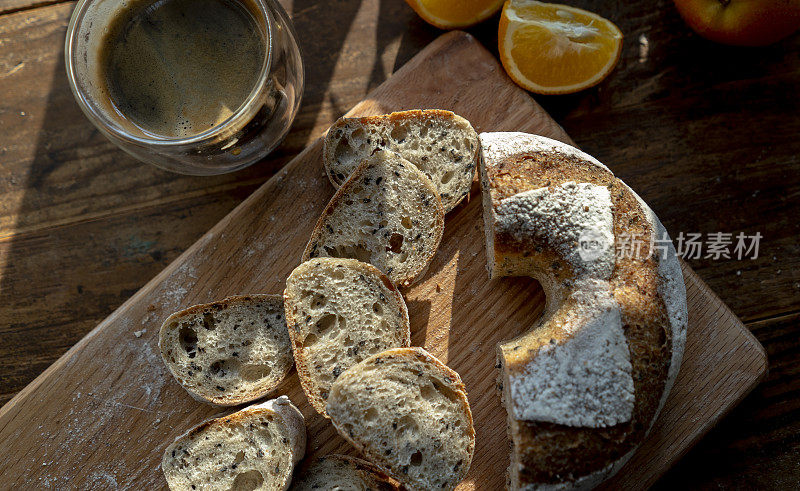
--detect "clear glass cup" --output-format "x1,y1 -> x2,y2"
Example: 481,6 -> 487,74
65,0 -> 303,175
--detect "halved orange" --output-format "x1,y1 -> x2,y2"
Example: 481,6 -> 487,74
498,0 -> 623,94
405,0 -> 505,29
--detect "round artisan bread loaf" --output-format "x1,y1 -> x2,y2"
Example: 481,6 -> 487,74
479,132 -> 687,490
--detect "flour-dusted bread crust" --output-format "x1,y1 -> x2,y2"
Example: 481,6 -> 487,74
323,109 -> 480,212
284,258 -> 411,416
159,295 -> 293,406
291,454 -> 400,491
303,150 -> 445,288
326,347 -> 475,491
162,396 -> 306,491
479,132 -> 688,490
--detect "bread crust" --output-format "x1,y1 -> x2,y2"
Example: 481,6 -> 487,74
284,258 -> 411,416
257,396 -> 307,466
303,151 -> 445,288
158,294 -> 293,406
323,109 -> 480,213
479,133 -> 687,489
292,454 -> 401,490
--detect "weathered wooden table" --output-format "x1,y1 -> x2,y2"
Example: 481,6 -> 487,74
0,0 -> 798,488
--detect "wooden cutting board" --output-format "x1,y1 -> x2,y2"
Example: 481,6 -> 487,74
0,31 -> 767,490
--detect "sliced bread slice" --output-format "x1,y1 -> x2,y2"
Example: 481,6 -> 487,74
303,150 -> 445,288
326,347 -> 475,491
159,294 -> 293,406
162,396 -> 306,491
284,258 -> 411,416
323,109 -> 480,213
291,454 -> 400,491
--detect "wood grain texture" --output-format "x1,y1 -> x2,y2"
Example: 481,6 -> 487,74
0,1 -> 336,236
0,0 -> 436,406
0,0 -> 797,488
0,0 -> 63,16
1,0 -> 797,406
602,265 -> 767,490
657,311 -> 800,490
0,186 -> 261,403
0,32 -> 766,490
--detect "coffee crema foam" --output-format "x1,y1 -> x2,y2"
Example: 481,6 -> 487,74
98,0 -> 267,138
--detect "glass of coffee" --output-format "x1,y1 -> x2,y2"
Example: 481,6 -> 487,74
65,0 -> 303,175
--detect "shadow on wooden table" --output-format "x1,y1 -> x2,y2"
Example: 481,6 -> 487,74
0,0 -> 430,404
290,0 -> 437,143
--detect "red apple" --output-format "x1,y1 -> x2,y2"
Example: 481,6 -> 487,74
673,0 -> 800,46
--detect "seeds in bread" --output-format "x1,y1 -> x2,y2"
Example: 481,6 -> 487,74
323,109 -> 479,213
162,396 -> 306,491
284,258 -> 411,416
159,295 -> 292,406
291,454 -> 400,491
303,150 -> 445,288
326,347 -> 475,491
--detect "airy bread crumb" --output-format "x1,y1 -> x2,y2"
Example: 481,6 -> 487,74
158,295 -> 292,406
323,109 -> 479,213
284,257 -> 410,416
162,396 -> 305,491
303,150 -> 444,288
327,347 -> 474,491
